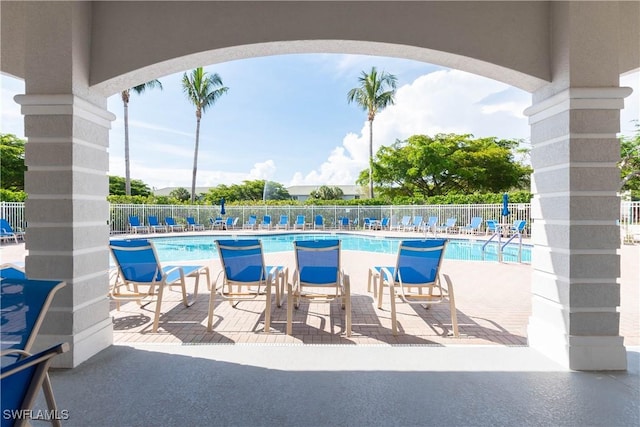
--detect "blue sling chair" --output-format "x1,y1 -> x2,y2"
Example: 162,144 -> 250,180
109,239 -> 210,333
1,274 -> 68,426
208,239 -> 288,333
368,239 -> 458,337
287,239 -> 351,337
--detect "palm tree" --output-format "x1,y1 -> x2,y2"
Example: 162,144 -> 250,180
182,67 -> 229,203
347,67 -> 397,198
121,80 -> 163,196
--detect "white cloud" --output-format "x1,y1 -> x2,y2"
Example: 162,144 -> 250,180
288,69 -> 532,185
248,160 -> 276,180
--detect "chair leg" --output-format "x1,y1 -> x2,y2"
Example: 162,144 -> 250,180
286,282 -> 293,335
207,288 -> 216,332
390,285 -> 398,336
377,278 -> 385,309
344,275 -> 352,337
264,280 -> 272,333
443,274 -> 459,337
152,282 -> 166,333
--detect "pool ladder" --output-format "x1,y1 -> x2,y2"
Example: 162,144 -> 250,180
482,230 -> 524,263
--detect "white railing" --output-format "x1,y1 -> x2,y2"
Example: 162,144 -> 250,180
2,200 -> 638,240
621,201 -> 640,243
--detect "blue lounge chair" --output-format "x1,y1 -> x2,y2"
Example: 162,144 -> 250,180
276,215 -> 289,230
314,215 -> 324,230
147,215 -> 168,233
243,215 -> 257,229
510,219 -> 527,236
368,239 -> 458,336
293,215 -> 306,230
435,217 -> 457,234
405,215 -> 423,231
485,219 -> 499,235
391,215 -> 411,231
128,216 -> 149,234
208,239 -> 288,333
260,215 -> 272,230
109,239 -> 210,332
460,216 -> 483,234
225,217 -> 237,230
0,263 -> 26,280
165,217 -> 185,232
0,219 -> 24,243
338,217 -> 350,230
287,239 -> 351,336
379,217 -> 390,230
186,216 -> 205,231
423,216 -> 438,234
1,276 -> 67,418
210,217 -> 225,230
1,342 -> 69,427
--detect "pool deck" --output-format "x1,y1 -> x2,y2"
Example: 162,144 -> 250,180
5,230 -> 639,426
2,229 -> 638,347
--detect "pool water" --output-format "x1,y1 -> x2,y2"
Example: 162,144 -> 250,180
145,233 -> 531,263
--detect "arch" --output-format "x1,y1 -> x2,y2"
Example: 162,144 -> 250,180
89,1 -> 551,96
92,40 -> 549,97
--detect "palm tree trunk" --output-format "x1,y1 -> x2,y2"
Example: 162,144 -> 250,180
368,118 -> 374,198
123,100 -> 131,196
191,115 -> 201,203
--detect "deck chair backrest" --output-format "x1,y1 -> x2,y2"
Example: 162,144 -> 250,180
0,219 -> 16,234
165,217 -> 176,226
314,215 -> 323,226
148,216 -> 160,226
216,239 -> 267,284
426,216 -> 438,227
394,239 -> 447,285
514,220 -> 526,231
0,264 -> 26,280
380,217 -> 389,227
469,216 -> 483,227
186,217 -> 197,225
340,217 -> 349,227
279,215 -> 288,224
1,342 -> 69,423
226,217 -> 234,227
263,215 -> 271,224
129,216 -> 143,227
109,240 -> 163,283
1,278 -> 66,352
294,239 -> 340,286
401,216 -> 411,226
412,216 -> 423,226
247,215 -> 257,224
296,215 -> 305,224
445,217 -> 457,227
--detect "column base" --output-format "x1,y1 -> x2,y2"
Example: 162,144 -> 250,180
34,318 -> 113,368
528,317 -> 627,371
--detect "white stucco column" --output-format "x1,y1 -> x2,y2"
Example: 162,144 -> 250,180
525,88 -> 631,370
14,2 -> 115,368
524,2 -> 630,370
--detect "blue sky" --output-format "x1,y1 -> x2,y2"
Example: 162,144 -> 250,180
2,54 -> 638,190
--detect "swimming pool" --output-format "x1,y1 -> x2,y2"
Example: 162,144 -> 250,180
143,233 -> 531,263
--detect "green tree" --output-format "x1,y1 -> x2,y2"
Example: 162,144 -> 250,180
121,80 -> 163,196
0,133 -> 26,190
361,133 -> 531,198
347,67 -> 397,199
309,185 -> 344,200
203,180 -> 290,203
182,67 -> 229,203
109,175 -> 152,196
169,187 -> 191,202
620,121 -> 640,199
